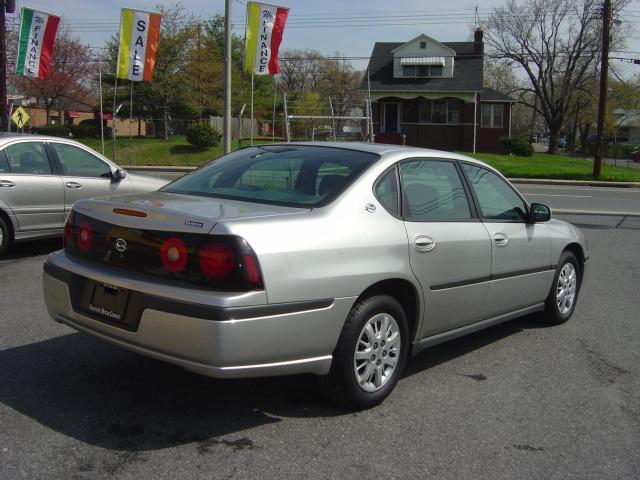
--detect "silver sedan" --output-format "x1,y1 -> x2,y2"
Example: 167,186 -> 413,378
42,143 -> 587,409
0,133 -> 168,256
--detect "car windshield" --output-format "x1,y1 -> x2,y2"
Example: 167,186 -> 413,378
161,145 -> 378,207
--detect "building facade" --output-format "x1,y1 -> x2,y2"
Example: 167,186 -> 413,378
363,31 -> 516,153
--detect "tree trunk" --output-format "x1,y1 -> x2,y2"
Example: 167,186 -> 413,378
547,129 -> 559,154
163,108 -> 169,141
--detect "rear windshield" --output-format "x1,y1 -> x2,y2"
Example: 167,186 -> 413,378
161,145 -> 378,207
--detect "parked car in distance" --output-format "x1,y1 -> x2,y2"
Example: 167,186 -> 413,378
0,133 -> 168,256
43,143 -> 588,409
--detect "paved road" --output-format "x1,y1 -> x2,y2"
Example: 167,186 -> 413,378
1,214 -> 639,479
515,183 -> 640,216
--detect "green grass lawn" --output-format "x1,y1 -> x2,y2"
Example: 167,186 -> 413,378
465,152 -> 640,182
79,135 -> 275,167
77,136 -> 640,182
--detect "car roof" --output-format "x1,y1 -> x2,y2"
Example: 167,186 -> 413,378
0,132 -> 75,144
267,141 -> 486,166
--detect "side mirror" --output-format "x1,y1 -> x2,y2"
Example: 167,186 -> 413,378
529,203 -> 551,223
112,169 -> 127,181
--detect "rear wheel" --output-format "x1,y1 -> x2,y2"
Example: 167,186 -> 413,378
0,216 -> 11,257
322,295 -> 409,410
540,251 -> 580,325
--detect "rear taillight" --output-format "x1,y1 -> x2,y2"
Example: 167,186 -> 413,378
198,243 -> 236,280
76,222 -> 93,252
160,237 -> 188,273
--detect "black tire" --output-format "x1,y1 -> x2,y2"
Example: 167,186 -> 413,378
0,215 -> 11,257
540,251 -> 581,325
321,295 -> 409,410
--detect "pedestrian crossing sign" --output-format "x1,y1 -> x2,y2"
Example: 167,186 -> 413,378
12,107 -> 30,129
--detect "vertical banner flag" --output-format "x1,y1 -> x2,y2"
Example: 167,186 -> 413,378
245,2 -> 289,75
15,8 -> 60,79
117,8 -> 161,82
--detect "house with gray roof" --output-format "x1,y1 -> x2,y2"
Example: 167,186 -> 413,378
363,30 -> 516,153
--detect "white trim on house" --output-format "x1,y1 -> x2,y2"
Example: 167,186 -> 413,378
390,34 -> 457,55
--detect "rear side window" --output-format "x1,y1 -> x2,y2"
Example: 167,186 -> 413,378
163,145 -> 378,207
5,142 -> 52,174
399,159 -> 472,221
374,168 -> 399,216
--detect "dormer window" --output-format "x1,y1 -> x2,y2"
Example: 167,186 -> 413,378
419,41 -> 426,49
400,57 -> 446,78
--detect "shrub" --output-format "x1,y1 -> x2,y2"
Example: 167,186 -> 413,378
79,118 -> 97,127
69,124 -> 96,138
34,124 -> 69,137
186,122 -> 221,149
499,136 -> 534,157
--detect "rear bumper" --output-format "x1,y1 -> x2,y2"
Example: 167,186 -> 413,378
43,255 -> 355,378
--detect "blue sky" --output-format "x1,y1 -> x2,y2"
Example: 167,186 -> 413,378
9,0 -> 640,75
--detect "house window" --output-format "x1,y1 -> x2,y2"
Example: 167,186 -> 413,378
420,41 -> 427,49
430,65 -> 443,77
402,64 -> 445,78
402,66 -> 416,77
418,99 -> 462,124
481,104 -> 504,128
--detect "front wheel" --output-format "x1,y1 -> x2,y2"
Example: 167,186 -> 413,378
322,295 -> 409,410
540,251 -> 581,325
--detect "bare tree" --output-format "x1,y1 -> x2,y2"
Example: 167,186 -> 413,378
279,49 -> 325,96
320,54 -> 361,116
18,31 -> 94,123
483,0 -> 626,153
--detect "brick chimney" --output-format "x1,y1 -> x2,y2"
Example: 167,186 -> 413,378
474,29 -> 484,55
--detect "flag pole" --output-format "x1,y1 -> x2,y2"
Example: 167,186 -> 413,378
250,72 -> 254,146
98,58 -> 105,155
272,74 -> 276,142
112,75 -> 118,163
129,80 -> 133,143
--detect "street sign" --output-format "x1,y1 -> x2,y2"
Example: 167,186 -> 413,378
11,107 -> 29,129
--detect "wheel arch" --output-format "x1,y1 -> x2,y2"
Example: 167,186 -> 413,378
563,242 -> 585,280
356,278 -> 421,342
0,207 -> 14,238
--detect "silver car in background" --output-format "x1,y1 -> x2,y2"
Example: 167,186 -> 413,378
0,133 -> 167,256
42,143 -> 587,409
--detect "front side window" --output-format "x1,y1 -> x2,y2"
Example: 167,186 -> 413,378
399,160 -> 472,221
4,142 -> 52,175
481,104 -> 504,128
462,163 -> 526,221
51,143 -> 111,178
0,151 -> 9,173
163,145 -> 378,207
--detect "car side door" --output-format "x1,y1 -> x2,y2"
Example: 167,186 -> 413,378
398,158 -> 492,338
461,163 -> 553,317
48,141 -> 134,215
0,140 -> 65,232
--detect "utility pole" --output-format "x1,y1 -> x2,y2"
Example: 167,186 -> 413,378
593,0 -> 612,178
223,0 -> 232,154
0,1 -> 9,132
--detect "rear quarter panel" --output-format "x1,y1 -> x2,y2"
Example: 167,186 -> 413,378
212,158 -> 418,306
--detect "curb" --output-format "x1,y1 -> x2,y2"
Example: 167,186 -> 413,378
509,178 -> 640,188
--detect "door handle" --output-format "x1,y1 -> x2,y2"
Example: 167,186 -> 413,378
493,232 -> 509,247
414,235 -> 436,252
65,182 -> 83,189
0,180 -> 15,188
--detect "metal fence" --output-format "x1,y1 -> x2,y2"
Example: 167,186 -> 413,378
284,95 -> 373,143
209,116 -> 257,139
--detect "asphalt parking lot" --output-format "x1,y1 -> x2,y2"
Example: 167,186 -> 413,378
1,213 -> 639,479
